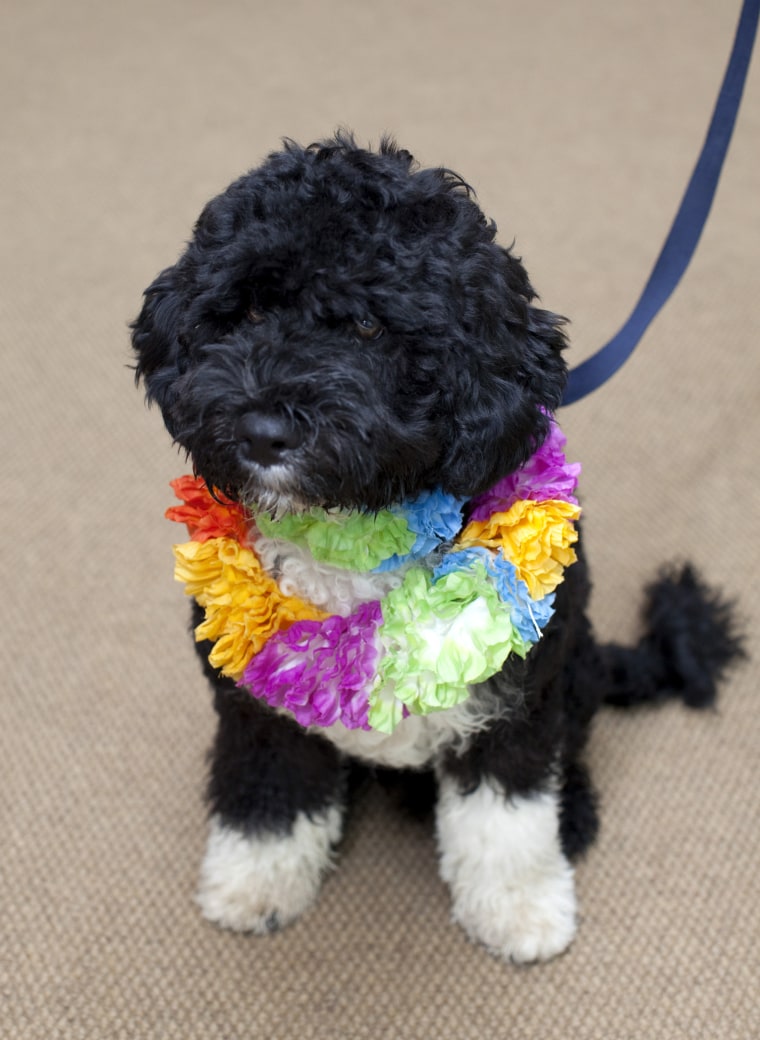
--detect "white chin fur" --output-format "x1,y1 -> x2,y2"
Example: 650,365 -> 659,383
242,468 -> 307,518
197,806 -> 343,934
435,778 -> 577,963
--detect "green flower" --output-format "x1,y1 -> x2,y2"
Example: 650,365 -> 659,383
256,507 -> 416,571
368,563 -> 529,732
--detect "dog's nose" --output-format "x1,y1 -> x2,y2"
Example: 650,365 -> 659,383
235,410 -> 302,468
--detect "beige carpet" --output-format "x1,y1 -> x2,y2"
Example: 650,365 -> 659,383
3,0 -> 758,1036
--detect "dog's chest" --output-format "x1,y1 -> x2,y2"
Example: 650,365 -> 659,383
311,698 -> 482,769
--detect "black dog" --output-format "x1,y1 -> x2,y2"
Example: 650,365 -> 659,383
132,133 -> 741,962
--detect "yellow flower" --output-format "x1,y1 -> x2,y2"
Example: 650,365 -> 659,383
173,537 -> 327,679
459,498 -> 581,599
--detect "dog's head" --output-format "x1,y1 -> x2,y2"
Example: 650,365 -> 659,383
132,133 -> 567,512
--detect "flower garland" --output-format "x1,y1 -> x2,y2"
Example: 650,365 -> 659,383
167,418 -> 581,734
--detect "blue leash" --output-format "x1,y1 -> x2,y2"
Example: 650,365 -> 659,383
562,0 -> 759,406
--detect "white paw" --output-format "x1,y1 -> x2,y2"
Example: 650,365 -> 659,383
197,806 -> 343,933
447,857 -> 577,963
436,779 -> 577,963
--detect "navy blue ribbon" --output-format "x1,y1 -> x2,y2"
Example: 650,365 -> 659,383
562,0 -> 759,406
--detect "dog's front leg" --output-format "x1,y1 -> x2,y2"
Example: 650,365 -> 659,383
435,772 -> 576,963
434,671 -> 580,965
197,683 -> 347,934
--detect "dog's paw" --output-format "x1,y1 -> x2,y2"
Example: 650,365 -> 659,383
448,857 -> 577,963
436,779 -> 577,963
197,807 -> 343,933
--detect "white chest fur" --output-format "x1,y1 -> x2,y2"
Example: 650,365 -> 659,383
314,695 -> 497,769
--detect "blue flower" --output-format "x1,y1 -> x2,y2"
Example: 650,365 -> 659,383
374,489 -> 466,571
433,548 -> 555,644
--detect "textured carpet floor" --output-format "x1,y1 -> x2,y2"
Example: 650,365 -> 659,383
2,1 -> 758,1037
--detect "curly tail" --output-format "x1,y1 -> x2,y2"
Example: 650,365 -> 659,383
602,565 -> 746,709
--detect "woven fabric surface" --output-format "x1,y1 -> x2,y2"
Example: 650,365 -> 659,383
2,0 -> 758,1037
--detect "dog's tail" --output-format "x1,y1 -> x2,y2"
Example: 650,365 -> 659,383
601,564 -> 745,710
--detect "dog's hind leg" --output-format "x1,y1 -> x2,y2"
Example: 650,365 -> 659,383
196,682 -> 347,934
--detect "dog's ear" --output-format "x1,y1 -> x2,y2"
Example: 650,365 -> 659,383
440,246 -> 569,494
440,372 -> 557,497
131,266 -> 185,434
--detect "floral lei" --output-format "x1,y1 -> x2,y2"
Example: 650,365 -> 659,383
167,417 -> 581,735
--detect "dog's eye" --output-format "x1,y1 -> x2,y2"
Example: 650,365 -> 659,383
354,318 -> 384,341
248,306 -> 265,324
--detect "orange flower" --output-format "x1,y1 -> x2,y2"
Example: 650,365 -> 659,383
173,536 -> 327,679
459,498 -> 581,599
166,475 -> 251,546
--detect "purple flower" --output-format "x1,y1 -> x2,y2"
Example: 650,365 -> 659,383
241,601 -> 383,730
468,418 -> 580,521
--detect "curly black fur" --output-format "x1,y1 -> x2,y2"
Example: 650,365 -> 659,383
132,133 -> 744,894
602,564 -> 746,709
